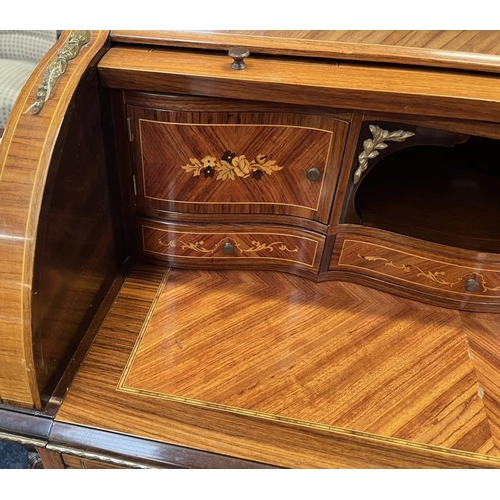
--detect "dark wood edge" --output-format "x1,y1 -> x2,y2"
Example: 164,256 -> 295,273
0,407 -> 52,445
48,422 -> 278,469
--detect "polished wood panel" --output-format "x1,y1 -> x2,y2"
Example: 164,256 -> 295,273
55,262 -> 500,468
98,47 -> 500,123
50,422 -> 273,469
124,91 -> 353,121
331,227 -> 500,311
461,311 -> 500,451
137,218 -> 324,273
363,111 -> 500,142
110,31 -> 500,74
337,239 -> 500,298
31,54 -> 127,404
128,99 -> 348,222
0,31 -> 110,408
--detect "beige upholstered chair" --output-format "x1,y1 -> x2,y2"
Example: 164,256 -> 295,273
0,30 -> 58,129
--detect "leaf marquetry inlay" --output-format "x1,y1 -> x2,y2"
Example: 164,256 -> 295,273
181,151 -> 283,181
161,236 -> 299,256
357,253 -> 500,294
358,254 -> 463,287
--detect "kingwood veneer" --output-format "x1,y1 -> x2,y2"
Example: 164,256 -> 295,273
1,30 -> 500,469
53,263 -> 500,468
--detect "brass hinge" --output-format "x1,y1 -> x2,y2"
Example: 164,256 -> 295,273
126,117 -> 134,142
132,174 -> 137,196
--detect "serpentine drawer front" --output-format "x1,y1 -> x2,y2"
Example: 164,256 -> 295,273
126,97 -> 349,223
332,235 -> 500,301
137,218 -> 325,272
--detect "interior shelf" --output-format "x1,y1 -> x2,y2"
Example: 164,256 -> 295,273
354,136 -> 500,253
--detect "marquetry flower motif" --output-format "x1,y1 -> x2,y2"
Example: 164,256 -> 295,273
181,151 -> 283,181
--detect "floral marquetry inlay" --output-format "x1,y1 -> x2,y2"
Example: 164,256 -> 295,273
181,151 -> 283,181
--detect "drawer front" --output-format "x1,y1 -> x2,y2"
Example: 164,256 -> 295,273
333,238 -> 500,299
138,219 -> 325,271
128,100 -> 348,223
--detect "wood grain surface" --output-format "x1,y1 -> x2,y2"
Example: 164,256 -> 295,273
128,100 -> 348,222
109,31 -> 500,74
137,218 -> 325,273
31,56 -> 127,404
0,31 -> 110,408
49,421 -> 274,469
97,47 -> 500,123
55,262 -> 500,468
338,239 -> 500,299
330,226 -> 500,311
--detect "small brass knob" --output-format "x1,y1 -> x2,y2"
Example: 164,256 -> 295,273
465,278 -> 481,293
228,47 -> 250,70
306,167 -> 321,181
222,242 -> 236,255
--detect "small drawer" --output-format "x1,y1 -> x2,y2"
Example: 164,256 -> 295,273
126,97 -> 348,223
333,237 -> 500,299
137,219 -> 325,272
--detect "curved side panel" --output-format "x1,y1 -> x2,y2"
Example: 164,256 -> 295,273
0,30 -> 110,408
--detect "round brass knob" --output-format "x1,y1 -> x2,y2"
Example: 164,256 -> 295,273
306,167 -> 321,181
465,278 -> 481,293
222,242 -> 236,255
228,47 -> 250,70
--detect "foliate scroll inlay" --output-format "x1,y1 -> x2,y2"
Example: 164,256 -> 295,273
357,254 -> 463,287
353,125 -> 415,184
160,236 -> 299,256
181,151 -> 283,181
358,252 -> 500,294
32,30 -> 91,115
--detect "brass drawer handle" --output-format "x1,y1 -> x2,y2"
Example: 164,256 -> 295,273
465,278 -> 481,293
306,167 -> 321,181
222,242 -> 236,255
228,47 -> 250,70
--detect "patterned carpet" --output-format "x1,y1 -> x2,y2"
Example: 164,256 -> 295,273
0,440 -> 29,468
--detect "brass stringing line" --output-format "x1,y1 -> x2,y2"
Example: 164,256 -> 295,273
114,384 -> 500,466
117,268 -> 171,389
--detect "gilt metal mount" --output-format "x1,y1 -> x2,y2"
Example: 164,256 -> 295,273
32,30 -> 91,115
353,125 -> 415,184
